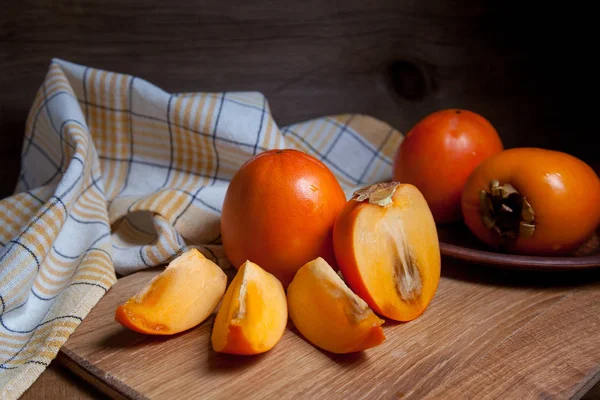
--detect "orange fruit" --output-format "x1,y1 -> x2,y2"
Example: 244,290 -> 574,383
333,182 -> 440,322
461,147 -> 600,255
393,109 -> 503,223
221,149 -> 347,287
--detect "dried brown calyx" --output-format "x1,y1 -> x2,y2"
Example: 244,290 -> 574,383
480,179 -> 535,241
353,182 -> 399,207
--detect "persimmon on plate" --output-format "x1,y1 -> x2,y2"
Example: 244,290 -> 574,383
393,109 -> 503,224
442,149 -> 600,270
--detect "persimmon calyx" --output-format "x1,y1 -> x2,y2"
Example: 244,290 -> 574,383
383,219 -> 422,301
353,182 -> 399,207
479,179 -> 536,241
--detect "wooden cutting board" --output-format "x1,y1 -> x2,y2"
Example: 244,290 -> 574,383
58,261 -> 600,400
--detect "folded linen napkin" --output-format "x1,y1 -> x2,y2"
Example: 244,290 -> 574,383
0,58 -> 403,398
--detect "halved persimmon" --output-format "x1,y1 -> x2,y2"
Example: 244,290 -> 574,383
333,182 -> 441,322
287,257 -> 385,354
115,248 -> 227,335
461,147 -> 600,255
211,260 -> 287,355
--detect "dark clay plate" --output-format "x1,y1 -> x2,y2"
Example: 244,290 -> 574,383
437,223 -> 600,271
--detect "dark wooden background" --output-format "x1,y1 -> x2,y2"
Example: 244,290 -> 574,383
0,0 -> 595,200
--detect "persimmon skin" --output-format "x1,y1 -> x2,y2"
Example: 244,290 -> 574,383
114,249 -> 227,335
211,260 -> 287,355
393,109 -> 503,224
333,183 -> 441,322
221,149 -> 347,288
461,147 -> 600,255
286,257 -> 385,354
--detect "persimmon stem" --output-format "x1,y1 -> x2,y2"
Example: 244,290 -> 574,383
480,179 -> 536,242
353,182 -> 399,207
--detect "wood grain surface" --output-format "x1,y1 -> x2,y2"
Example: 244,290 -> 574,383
20,360 -> 106,400
0,0 -> 595,199
59,262 -> 600,399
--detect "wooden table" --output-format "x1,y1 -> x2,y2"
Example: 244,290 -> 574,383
24,361 -> 600,400
18,259 -> 600,400
21,361 -> 105,400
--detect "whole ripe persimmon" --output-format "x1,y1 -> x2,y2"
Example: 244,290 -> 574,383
461,147 -> 600,256
393,109 -> 504,224
221,149 -> 347,287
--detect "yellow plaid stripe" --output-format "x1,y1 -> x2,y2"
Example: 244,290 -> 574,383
0,193 -> 43,244
0,281 -> 112,399
131,117 -> 171,164
140,215 -> 181,266
71,186 -> 107,222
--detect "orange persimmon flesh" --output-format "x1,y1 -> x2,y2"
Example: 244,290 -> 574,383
115,248 -> 227,335
333,182 -> 441,322
211,260 -> 287,355
287,257 -> 385,354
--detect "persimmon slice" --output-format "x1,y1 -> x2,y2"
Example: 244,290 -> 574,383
211,260 -> 287,355
333,182 -> 441,322
286,257 -> 385,354
115,248 -> 227,335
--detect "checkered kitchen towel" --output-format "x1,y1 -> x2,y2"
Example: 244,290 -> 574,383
0,58 -> 403,398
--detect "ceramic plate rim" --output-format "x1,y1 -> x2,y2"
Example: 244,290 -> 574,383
439,241 -> 600,271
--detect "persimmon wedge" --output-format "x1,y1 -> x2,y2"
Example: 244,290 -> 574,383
287,257 -> 385,354
115,248 -> 227,335
333,182 -> 441,322
211,260 -> 287,355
